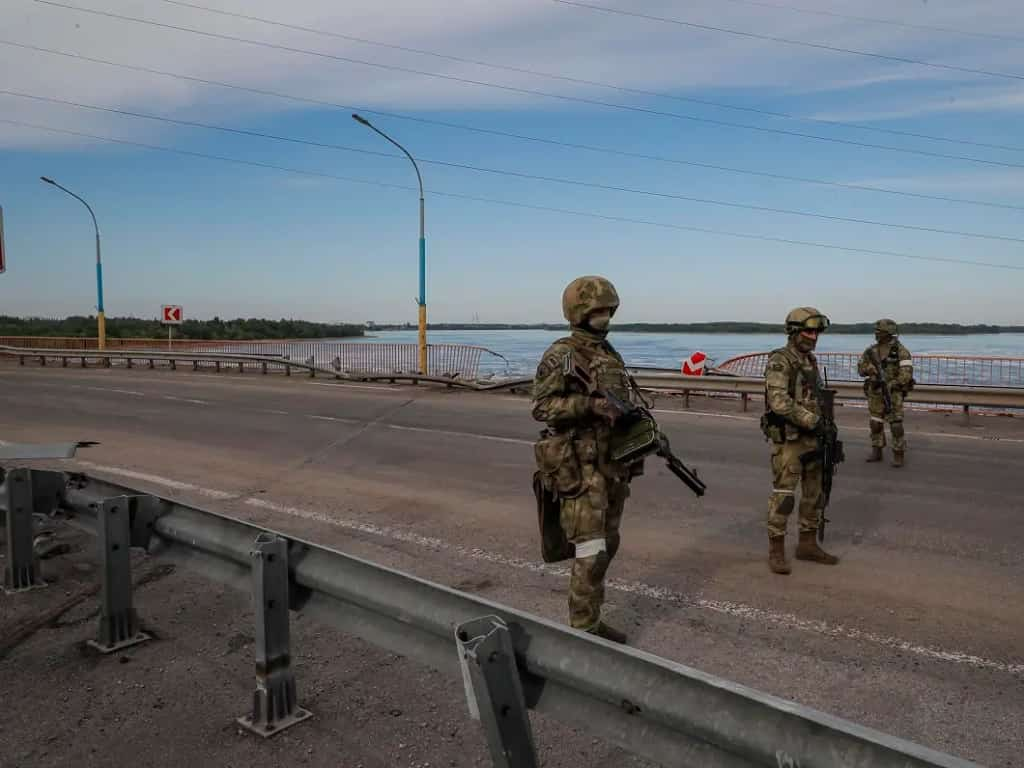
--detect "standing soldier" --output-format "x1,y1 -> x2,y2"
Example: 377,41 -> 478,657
531,276 -> 640,643
760,307 -> 840,574
858,319 -> 914,467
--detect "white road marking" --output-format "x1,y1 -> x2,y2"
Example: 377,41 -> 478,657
85,386 -> 145,396
305,414 -> 361,424
162,395 -> 211,405
76,463 -> 1024,678
256,409 -> 291,416
75,462 -> 236,500
310,382 -> 402,392
384,423 -> 533,445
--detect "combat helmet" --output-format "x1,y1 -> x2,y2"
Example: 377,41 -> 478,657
562,276 -> 620,328
785,307 -> 830,335
874,318 -> 899,337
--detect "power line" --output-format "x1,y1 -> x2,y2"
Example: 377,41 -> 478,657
707,0 -> 1024,44
552,0 -> 1024,82
697,0 -> 1024,44
4,40 -> 1022,214
4,117 -> 1021,272
154,0 -> 1024,155
29,1 -> 1024,171
5,88 -> 1022,246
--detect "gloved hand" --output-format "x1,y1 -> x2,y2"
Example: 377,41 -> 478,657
590,395 -> 620,426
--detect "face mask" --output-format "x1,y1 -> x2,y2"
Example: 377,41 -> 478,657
795,331 -> 818,353
588,311 -> 611,332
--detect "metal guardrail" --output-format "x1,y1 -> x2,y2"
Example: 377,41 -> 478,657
0,337 -> 505,379
629,371 -> 1024,410
0,346 -> 524,391
6,346 -> 1024,410
718,351 -> 1024,388
1,468 -> 978,767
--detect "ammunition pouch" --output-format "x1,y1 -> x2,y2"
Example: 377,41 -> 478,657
533,471 -> 573,563
534,430 -> 583,497
608,413 -> 661,464
760,411 -> 787,444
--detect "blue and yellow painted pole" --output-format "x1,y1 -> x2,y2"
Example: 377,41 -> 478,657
41,177 -> 106,350
352,114 -> 429,374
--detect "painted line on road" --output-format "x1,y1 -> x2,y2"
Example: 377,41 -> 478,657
256,409 -> 291,416
84,385 -> 146,397
305,414 -> 362,424
76,461 -> 236,499
74,462 -> 1024,678
310,382 -> 403,392
161,395 -> 211,405
384,423 -> 533,446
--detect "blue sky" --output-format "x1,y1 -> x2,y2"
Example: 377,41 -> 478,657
2,0 -> 1023,324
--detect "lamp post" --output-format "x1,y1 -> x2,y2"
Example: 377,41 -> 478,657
40,176 -> 106,350
351,114 -> 428,375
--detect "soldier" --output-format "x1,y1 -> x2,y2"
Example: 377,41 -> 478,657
857,319 -> 914,467
531,276 -> 641,643
761,307 -> 840,575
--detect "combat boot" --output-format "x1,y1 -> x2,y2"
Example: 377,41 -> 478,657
795,531 -> 839,565
891,450 -> 904,468
866,446 -> 883,462
588,621 -> 627,644
768,536 -> 790,575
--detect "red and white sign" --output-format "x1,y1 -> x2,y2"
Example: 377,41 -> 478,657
161,305 -> 183,324
0,206 -> 6,274
681,351 -> 707,376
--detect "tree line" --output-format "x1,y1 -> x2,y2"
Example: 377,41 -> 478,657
0,316 -> 364,340
372,322 -> 1024,335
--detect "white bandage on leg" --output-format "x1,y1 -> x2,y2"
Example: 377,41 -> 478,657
575,538 -> 607,559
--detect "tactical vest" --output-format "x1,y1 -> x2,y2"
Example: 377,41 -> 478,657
761,345 -> 819,442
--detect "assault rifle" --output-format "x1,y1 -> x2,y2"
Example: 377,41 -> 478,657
803,369 -> 844,542
600,389 -> 707,498
870,348 -> 893,416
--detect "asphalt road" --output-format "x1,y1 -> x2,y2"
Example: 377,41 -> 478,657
1,364 -> 1021,767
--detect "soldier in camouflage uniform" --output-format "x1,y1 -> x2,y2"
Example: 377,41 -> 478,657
761,307 -> 840,574
531,276 -> 641,644
857,318 -> 914,468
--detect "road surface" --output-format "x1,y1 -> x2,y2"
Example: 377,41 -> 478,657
1,365 -> 1021,766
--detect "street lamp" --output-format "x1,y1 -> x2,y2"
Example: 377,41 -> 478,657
352,113 -> 428,375
40,176 -> 106,350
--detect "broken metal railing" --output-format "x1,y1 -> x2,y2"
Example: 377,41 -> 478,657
0,467 -> 978,767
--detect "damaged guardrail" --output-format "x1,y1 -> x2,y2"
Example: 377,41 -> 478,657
1,467 -> 978,767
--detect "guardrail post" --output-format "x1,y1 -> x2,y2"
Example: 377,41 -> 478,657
456,616 -> 538,768
149,359 -> 155,369
215,361 -> 221,373
261,362 -> 268,375
237,533 -> 311,737
962,404 -> 970,425
88,496 -> 152,653
741,392 -> 749,412
238,362 -> 244,374
18,354 -> 25,366
126,357 -> 133,369
62,357 -> 68,368
80,356 -> 86,368
285,364 -> 291,377
39,354 -> 46,367
3,468 -> 47,593
684,389 -> 691,408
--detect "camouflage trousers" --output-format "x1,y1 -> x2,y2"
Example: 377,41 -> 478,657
767,438 -> 822,538
867,388 -> 906,451
560,463 -> 628,630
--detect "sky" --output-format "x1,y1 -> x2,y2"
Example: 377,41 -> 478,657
1,0 -> 1023,325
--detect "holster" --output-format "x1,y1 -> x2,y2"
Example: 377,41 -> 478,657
533,471 -> 574,563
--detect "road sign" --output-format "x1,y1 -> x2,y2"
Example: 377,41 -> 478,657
0,206 -> 6,274
162,305 -> 183,324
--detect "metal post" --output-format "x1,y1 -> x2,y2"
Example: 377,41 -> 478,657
88,497 -> 150,653
40,177 -> 106,349
351,113 -> 429,374
3,468 -> 46,593
456,616 -> 538,768
237,533 -> 311,737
